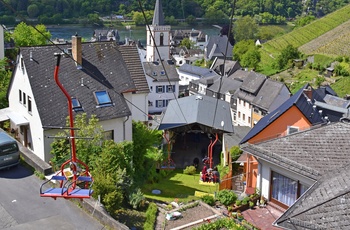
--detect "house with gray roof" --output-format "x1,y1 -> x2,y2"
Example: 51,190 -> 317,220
234,72 -> 290,127
3,35 -> 149,163
210,58 -> 241,77
142,60 -> 180,114
241,122 -> 350,229
178,63 -> 219,87
159,94 -> 233,134
204,35 -> 233,62
91,29 -> 120,42
274,160 -> 350,229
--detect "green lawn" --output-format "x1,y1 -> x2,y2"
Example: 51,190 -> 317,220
142,169 -> 219,203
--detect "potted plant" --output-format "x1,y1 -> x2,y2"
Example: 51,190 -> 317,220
237,210 -> 244,221
259,196 -> 266,208
249,201 -> 254,209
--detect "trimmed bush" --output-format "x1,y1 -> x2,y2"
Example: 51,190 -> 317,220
183,165 -> 196,175
216,189 -> 238,206
201,195 -> 215,206
143,202 -> 158,230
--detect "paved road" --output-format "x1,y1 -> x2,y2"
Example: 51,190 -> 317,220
0,164 -> 105,230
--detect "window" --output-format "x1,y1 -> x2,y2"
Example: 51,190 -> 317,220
148,100 -> 153,106
23,92 -> 26,106
103,130 -> 114,141
271,171 -> 309,207
94,91 -> 112,107
233,113 -> 236,121
19,90 -> 22,103
243,114 -> 245,121
160,33 -> 164,46
72,98 -> 83,112
28,96 -> 32,113
150,86 -> 153,92
167,85 -> 175,93
238,111 -> 241,118
248,116 -> 251,124
287,126 -> 299,135
156,100 -> 164,108
160,70 -> 165,75
156,86 -> 164,93
243,101 -> 246,107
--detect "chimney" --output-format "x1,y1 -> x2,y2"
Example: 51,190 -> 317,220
72,34 -> 82,67
303,86 -> 312,100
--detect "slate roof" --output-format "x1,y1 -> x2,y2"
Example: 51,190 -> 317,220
19,42 -> 136,127
152,0 -> 165,26
211,59 -> 241,77
143,60 -> 179,82
178,64 -> 218,78
119,45 -> 149,93
239,72 -> 266,94
275,162 -> 350,230
241,122 -> 350,180
252,79 -> 288,111
158,94 -> 234,133
240,84 -> 325,144
207,77 -> 243,95
314,85 -> 337,98
323,94 -> 350,108
205,35 -> 233,60
223,126 -> 251,148
228,69 -> 250,80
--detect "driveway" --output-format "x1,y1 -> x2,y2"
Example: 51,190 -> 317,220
0,164 -> 105,230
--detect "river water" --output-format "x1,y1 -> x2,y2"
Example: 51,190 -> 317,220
47,24 -> 221,45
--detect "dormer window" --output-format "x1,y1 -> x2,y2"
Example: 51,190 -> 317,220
94,90 -> 112,107
152,71 -> 157,76
72,97 -> 83,112
160,71 -> 165,75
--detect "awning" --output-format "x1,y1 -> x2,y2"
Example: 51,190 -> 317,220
0,108 -> 29,126
8,112 -> 29,125
235,152 -> 248,163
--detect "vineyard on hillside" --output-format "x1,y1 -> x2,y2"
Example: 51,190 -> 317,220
262,4 -> 350,56
299,19 -> 350,57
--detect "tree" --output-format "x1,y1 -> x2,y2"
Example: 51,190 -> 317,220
241,47 -> 261,70
27,4 -> 40,18
12,22 -> 52,46
233,39 -> 255,61
0,58 -> 10,108
233,16 -> 259,42
180,37 -> 195,49
132,121 -> 162,185
274,44 -> 301,70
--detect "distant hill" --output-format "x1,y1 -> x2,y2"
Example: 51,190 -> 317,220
263,4 -> 350,57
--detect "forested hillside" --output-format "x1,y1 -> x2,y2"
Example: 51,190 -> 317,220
0,0 -> 349,25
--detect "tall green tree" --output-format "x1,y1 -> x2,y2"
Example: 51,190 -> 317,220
12,22 -> 51,46
233,39 -> 255,61
274,44 -> 301,70
0,58 -> 10,108
233,16 -> 258,42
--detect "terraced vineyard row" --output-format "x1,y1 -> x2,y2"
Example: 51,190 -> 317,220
263,4 -> 350,54
299,19 -> 350,56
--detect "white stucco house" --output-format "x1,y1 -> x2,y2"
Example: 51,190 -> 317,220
2,35 -> 149,163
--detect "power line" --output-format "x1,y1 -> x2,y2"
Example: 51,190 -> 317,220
137,0 -> 189,126
211,0 -> 236,129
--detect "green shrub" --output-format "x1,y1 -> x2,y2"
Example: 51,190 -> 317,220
183,165 -> 196,175
201,195 -> 215,206
235,199 -> 242,206
128,188 -> 145,210
143,202 -> 158,230
216,189 -> 238,206
242,196 -> 250,205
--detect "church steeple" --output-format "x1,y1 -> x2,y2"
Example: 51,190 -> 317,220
152,0 -> 164,26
